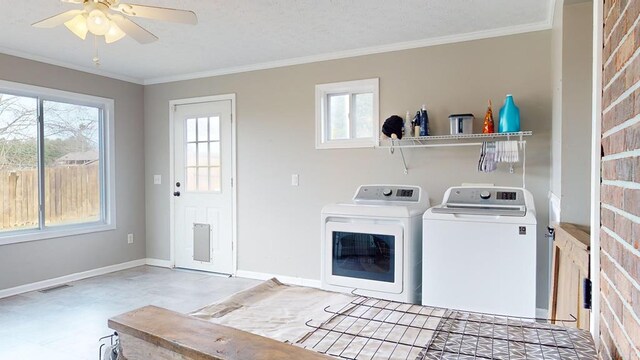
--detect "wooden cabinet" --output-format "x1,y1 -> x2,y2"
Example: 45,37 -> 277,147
548,223 -> 591,330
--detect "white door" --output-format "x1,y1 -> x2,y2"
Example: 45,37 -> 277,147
173,100 -> 233,274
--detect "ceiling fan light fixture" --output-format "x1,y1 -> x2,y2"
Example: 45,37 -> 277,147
87,9 -> 110,36
33,0 -> 196,47
104,21 -> 125,43
64,14 -> 88,39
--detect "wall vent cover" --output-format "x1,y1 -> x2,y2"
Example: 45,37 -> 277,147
39,284 -> 72,293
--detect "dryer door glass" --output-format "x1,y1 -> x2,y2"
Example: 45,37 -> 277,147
331,231 -> 395,283
324,221 -> 403,294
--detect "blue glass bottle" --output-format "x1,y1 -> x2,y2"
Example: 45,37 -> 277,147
498,94 -> 520,133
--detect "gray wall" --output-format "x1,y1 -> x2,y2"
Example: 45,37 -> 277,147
145,31 -> 554,308
0,53 -> 146,290
550,1 -> 593,227
560,2 -> 593,227
551,0 -> 564,202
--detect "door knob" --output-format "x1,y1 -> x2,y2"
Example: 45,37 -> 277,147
173,191 -> 181,197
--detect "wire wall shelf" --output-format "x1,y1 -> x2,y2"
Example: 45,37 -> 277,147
297,295 -> 597,360
378,131 -> 532,149
377,131 -> 532,174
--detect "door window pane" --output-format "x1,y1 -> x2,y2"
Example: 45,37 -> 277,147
0,94 -> 39,232
354,93 -> 373,139
184,115 -> 221,193
209,142 -> 220,167
197,167 -> 209,191
197,117 -> 208,142
331,231 -> 395,283
43,100 -> 101,227
328,94 -> 349,140
197,143 -> 208,167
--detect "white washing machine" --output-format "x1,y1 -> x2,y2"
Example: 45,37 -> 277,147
422,186 -> 537,318
321,185 -> 430,304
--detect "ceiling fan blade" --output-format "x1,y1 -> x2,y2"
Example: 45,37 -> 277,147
112,3 -> 197,25
109,15 -> 158,44
32,10 -> 83,28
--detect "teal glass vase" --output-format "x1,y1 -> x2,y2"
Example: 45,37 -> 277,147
498,94 -> 520,133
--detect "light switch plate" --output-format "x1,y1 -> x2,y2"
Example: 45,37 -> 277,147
154,175 -> 161,185
291,174 -> 299,186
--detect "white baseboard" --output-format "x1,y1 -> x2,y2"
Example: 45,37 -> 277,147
0,258 -> 147,299
536,307 -> 549,319
235,269 -> 321,288
145,258 -> 174,268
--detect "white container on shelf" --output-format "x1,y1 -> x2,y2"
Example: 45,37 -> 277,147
449,114 -> 474,135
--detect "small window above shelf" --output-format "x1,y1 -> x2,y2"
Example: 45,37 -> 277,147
377,131 -> 532,149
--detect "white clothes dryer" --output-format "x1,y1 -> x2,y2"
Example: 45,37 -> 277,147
321,185 -> 430,304
422,186 -> 537,318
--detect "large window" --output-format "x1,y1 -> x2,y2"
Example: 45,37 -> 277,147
315,78 -> 379,149
0,81 -> 114,244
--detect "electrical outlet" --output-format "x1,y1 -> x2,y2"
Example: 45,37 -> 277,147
127,233 -> 134,244
153,175 -> 161,185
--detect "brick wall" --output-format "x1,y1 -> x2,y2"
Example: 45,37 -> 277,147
600,0 -> 640,359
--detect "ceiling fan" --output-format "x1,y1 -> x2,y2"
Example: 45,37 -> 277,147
32,0 -> 198,44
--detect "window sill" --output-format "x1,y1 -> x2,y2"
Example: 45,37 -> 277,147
0,223 -> 117,246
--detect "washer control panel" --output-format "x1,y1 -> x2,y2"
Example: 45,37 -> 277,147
431,187 -> 527,217
354,185 -> 420,202
445,187 -> 524,206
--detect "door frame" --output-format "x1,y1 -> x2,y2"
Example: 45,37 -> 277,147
589,0 -> 602,346
168,94 -> 237,275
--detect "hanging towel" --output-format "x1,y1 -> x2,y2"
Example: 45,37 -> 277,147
478,141 -> 520,172
478,141 -> 497,172
495,141 -> 519,163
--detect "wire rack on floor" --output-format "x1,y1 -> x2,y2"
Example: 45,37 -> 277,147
98,332 -> 122,360
296,296 -> 597,360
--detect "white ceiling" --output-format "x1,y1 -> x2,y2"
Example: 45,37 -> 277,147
0,0 -> 554,84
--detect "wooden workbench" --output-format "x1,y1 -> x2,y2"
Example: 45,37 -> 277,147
108,305 -> 332,360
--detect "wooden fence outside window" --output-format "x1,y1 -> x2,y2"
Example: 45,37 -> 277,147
0,163 -> 100,231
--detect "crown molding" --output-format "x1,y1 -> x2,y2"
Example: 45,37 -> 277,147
0,46 -> 144,85
0,20 -> 553,86
144,21 -> 552,85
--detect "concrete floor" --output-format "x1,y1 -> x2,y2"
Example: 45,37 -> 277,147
0,265 -> 261,360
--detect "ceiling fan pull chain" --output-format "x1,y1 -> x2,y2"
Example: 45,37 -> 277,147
93,34 -> 101,67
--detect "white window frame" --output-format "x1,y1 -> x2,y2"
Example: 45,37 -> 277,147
0,80 -> 116,246
315,78 -> 379,149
